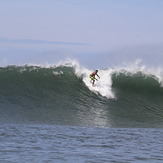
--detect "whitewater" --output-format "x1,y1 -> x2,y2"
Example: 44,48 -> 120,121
75,60 -> 163,99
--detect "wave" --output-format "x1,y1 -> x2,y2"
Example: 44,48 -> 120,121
0,62 -> 163,127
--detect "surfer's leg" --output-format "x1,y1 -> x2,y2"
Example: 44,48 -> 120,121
92,79 -> 95,86
90,76 -> 93,83
90,76 -> 94,85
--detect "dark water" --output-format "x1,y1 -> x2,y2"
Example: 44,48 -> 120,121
0,65 -> 163,162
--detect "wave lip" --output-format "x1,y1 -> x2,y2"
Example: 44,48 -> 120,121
112,71 -> 163,94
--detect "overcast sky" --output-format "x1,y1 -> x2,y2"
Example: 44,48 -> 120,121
0,0 -> 163,68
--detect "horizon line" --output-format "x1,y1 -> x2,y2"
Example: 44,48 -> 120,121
0,37 -> 90,46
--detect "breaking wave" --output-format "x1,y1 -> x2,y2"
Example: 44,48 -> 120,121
0,62 -> 163,127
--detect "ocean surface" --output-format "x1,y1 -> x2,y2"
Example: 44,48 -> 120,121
0,63 -> 163,162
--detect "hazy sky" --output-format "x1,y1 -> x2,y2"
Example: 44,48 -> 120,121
0,0 -> 163,67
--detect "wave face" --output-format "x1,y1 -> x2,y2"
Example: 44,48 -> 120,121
0,64 -> 163,127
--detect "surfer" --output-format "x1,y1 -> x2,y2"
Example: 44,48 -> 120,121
90,70 -> 100,86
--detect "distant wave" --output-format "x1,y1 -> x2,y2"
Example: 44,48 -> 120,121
0,62 -> 163,127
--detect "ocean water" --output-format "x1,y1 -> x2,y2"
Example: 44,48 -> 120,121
0,63 -> 163,162
0,124 -> 163,163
